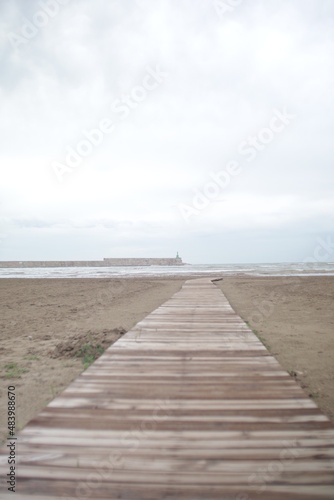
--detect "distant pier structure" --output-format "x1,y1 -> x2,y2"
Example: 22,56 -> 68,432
0,256 -> 184,268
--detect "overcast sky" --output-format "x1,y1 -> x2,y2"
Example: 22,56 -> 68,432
0,0 -> 333,263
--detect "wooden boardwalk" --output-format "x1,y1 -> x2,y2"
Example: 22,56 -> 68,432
1,277 -> 334,499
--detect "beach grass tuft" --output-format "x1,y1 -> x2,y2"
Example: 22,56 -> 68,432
5,362 -> 29,379
75,341 -> 104,370
23,354 -> 39,361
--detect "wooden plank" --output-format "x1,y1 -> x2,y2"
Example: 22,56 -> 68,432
1,277 -> 334,498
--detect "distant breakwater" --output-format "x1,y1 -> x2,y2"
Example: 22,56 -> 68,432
0,257 -> 183,268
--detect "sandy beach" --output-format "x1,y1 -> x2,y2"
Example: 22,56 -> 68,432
216,276 -> 334,421
0,278 -> 185,442
0,275 -> 333,442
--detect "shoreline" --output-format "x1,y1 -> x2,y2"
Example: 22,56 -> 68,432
0,275 -> 333,442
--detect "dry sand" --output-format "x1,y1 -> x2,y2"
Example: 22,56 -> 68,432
0,278 -> 185,442
0,275 -> 333,443
215,276 -> 334,422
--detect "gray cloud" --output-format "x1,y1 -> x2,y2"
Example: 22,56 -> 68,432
0,0 -> 333,262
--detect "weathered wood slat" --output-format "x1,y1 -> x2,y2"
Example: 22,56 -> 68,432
1,277 -> 334,498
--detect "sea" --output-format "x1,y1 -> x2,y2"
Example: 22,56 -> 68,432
0,262 -> 334,279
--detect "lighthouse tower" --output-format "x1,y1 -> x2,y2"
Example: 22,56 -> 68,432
175,251 -> 182,264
